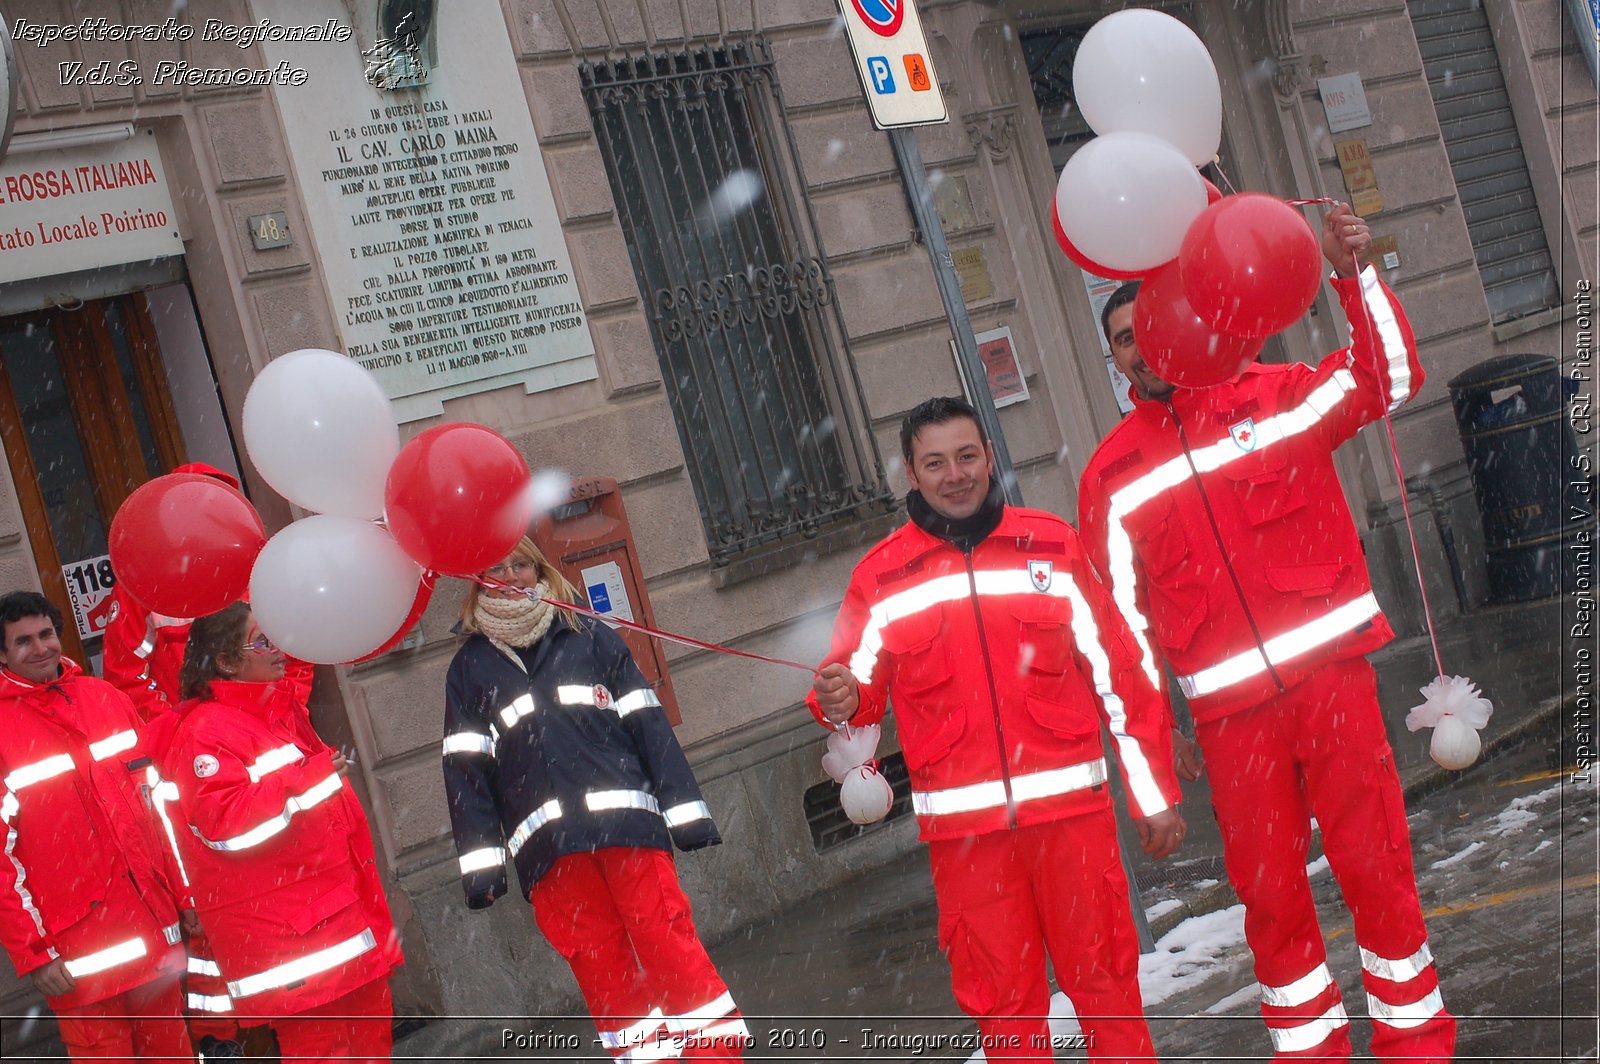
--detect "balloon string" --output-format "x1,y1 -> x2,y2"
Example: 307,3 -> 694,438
1287,197 -> 1340,207
475,577 -> 819,675
1348,275 -> 1448,683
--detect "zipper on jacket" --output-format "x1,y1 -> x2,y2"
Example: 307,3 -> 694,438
963,551 -> 1017,828
1168,402 -> 1287,694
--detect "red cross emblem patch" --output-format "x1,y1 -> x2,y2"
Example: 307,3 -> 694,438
1028,560 -> 1053,592
1229,417 -> 1257,452
592,684 -> 612,710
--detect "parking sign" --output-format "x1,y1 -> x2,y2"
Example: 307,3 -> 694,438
837,0 -> 947,128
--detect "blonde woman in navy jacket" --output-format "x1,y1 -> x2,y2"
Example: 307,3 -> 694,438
442,537 -> 746,1062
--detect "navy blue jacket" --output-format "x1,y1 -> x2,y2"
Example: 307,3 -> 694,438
441,616 -> 719,908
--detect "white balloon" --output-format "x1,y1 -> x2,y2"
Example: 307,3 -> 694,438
243,349 -> 399,520
249,515 -> 422,664
821,723 -> 883,784
1056,132 -> 1208,273
839,766 -> 894,825
1073,9 -> 1223,167
1429,714 -> 1482,771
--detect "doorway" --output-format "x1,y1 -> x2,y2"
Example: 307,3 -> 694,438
0,292 -> 192,667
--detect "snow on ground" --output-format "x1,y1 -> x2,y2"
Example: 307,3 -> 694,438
1431,840 -> 1485,869
1145,898 -> 1184,921
1487,781 -> 1563,836
1204,981 -> 1263,1014
1530,838 -> 1554,855
1139,903 -> 1250,1006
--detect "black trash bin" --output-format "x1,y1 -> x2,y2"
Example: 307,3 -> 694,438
1448,354 -> 1591,605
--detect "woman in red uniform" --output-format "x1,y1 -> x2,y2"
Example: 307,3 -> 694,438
155,602 -> 402,1062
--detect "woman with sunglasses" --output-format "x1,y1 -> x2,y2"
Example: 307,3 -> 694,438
443,537 -> 747,1061
147,602 -> 402,1062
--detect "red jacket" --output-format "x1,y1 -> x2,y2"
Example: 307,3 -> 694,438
1078,268 -> 1424,722
0,661 -> 185,1007
151,680 -> 400,1020
808,505 -> 1178,841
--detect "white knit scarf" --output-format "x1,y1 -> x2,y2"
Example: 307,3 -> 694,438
472,582 -> 556,657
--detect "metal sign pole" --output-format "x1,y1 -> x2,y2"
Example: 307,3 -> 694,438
887,127 -> 1023,506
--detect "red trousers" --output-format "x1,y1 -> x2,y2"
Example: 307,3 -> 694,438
1198,657 -> 1455,1062
272,976 -> 393,1063
532,847 -> 747,1061
927,812 -> 1154,1063
54,972 -> 191,1062
183,928 -> 241,1042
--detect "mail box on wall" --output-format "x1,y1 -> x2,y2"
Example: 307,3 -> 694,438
531,476 -> 682,725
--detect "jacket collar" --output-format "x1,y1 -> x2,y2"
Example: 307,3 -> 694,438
906,479 -> 1007,553
0,656 -> 83,699
199,679 -> 299,724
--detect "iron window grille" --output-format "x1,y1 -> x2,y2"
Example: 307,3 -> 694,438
582,42 -> 893,566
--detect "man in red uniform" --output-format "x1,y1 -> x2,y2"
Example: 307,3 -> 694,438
1078,205 -> 1455,1061
0,590 -> 193,1062
810,398 -> 1183,1062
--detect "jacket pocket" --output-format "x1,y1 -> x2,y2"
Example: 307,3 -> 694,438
287,882 -> 362,937
881,608 -> 950,696
895,705 -> 966,772
1221,448 -> 1306,527
1151,583 -> 1209,656
1023,691 -> 1098,739
1129,496 -> 1186,579
1265,562 -> 1349,598
1009,596 -> 1077,676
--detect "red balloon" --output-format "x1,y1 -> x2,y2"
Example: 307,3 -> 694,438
348,570 -> 436,664
1135,260 -> 1266,389
109,474 -> 267,617
385,424 -> 533,576
1178,192 -> 1323,338
1202,177 -> 1223,204
1050,200 -> 1147,281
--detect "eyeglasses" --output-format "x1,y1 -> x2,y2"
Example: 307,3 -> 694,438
484,560 -> 534,580
240,635 -> 277,654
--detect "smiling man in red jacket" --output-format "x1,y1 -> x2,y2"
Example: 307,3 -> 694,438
0,591 -> 192,1062
810,397 -> 1182,1063
1078,205 -> 1454,1062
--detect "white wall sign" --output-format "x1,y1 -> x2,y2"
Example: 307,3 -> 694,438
580,561 -> 635,625
1317,72 -> 1373,134
0,129 -> 182,284
836,0 -> 948,129
258,0 -> 596,422
61,554 -> 116,641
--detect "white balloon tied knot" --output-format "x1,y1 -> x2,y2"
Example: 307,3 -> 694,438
822,724 -> 893,825
1405,675 -> 1493,771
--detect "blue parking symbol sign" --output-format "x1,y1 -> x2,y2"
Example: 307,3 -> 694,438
587,581 -> 613,613
867,55 -> 895,94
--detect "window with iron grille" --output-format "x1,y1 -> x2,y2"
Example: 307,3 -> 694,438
1410,0 -> 1560,323
582,43 -> 893,565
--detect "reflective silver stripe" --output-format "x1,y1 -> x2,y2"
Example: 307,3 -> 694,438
617,1041 -> 682,1064
614,688 -> 662,716
458,846 -> 506,875
1268,1002 -> 1350,1053
1367,987 -> 1445,1029
662,801 -> 711,829
134,633 -> 157,659
600,1008 -> 665,1049
847,572 -> 974,687
226,928 -> 375,999
913,759 -> 1107,817
557,684 -> 597,706
88,730 -> 138,762
162,921 -> 181,946
63,936 -> 148,978
1356,265 -> 1414,412
188,956 -> 223,977
669,990 -> 736,1035
145,767 -> 190,890
1100,369 -> 1359,691
1262,962 -> 1335,1007
507,799 -> 563,855
442,732 -> 496,757
1360,941 -> 1434,983
696,1019 -> 750,1044
587,789 -> 660,815
499,694 -> 536,731
246,743 -> 304,783
3,818 -> 49,942
193,773 -> 343,852
1176,593 -> 1381,699
187,992 -> 234,1013
0,793 -> 16,822
4,754 -> 75,791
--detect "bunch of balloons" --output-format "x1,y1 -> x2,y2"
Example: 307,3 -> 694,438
109,349 -> 538,664
1051,9 -> 1325,387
